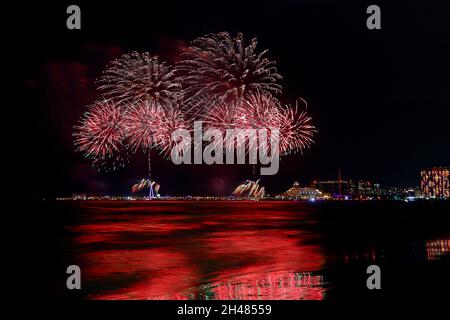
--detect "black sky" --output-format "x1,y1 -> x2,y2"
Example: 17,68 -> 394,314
18,0 -> 450,197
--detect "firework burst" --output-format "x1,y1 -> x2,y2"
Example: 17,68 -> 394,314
202,97 -> 244,132
122,100 -> 164,153
201,97 -> 248,151
276,99 -> 316,155
97,52 -> 182,105
176,32 -> 282,101
73,100 -> 126,169
73,33 -> 317,181
239,90 -> 281,131
158,106 -> 192,158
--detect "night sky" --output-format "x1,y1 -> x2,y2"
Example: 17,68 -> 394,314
18,0 -> 450,197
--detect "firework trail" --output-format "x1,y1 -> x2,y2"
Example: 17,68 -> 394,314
73,100 -> 127,170
97,52 -> 182,105
176,32 -> 282,102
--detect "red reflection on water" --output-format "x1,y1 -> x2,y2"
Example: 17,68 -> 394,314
201,229 -> 325,300
83,249 -> 198,299
70,201 -> 326,300
210,271 -> 325,300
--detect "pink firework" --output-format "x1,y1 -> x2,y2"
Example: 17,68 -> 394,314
202,98 -> 245,131
276,99 -> 316,155
73,100 -> 126,162
201,97 -> 248,151
240,91 -> 281,131
201,92 -> 283,153
158,107 -> 192,158
97,52 -> 182,105
122,100 -> 165,153
176,32 -> 282,101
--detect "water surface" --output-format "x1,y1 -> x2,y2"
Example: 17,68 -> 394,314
37,200 -> 450,300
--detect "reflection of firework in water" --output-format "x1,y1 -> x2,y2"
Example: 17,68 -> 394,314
131,178 -> 160,197
97,52 -> 182,105
176,32 -> 282,101
73,100 -> 127,170
233,179 -> 265,199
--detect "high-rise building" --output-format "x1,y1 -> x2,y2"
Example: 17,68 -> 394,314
420,167 -> 450,199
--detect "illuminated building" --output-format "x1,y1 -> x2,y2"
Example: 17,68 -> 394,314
420,167 -> 450,199
279,181 -> 321,199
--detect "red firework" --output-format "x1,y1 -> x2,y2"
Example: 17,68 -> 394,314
158,107 -> 192,158
97,52 -> 182,105
122,100 -> 165,153
276,99 -> 316,155
201,97 -> 248,151
74,37 -> 317,174
176,32 -> 282,100
73,100 -> 126,161
240,91 -> 281,131
201,92 -> 316,156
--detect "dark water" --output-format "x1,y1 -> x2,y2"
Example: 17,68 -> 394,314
33,200 -> 450,300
